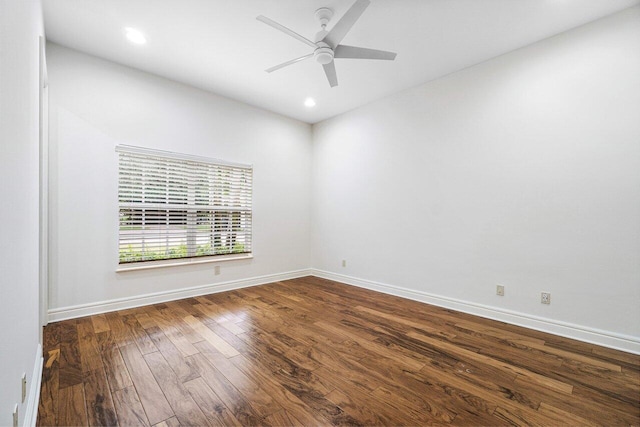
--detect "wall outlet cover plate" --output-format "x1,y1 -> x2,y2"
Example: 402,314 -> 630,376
541,292 -> 551,304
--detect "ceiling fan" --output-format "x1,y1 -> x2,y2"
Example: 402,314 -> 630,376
257,0 -> 397,88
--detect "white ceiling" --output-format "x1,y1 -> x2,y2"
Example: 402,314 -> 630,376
43,0 -> 639,124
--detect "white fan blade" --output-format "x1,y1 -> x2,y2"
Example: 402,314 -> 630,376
323,61 -> 338,87
266,54 -> 314,73
323,0 -> 371,48
334,45 -> 397,60
257,15 -> 317,48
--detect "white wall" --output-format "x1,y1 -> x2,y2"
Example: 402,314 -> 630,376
312,7 -> 640,349
47,7 -> 639,352
0,0 -> 44,425
47,44 -> 312,314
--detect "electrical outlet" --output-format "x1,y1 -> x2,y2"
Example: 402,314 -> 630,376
214,265 -> 220,275
541,292 -> 551,305
496,285 -> 504,296
12,404 -> 18,427
342,260 -> 346,267
21,373 -> 26,403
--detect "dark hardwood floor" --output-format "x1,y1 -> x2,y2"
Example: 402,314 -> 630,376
37,276 -> 640,426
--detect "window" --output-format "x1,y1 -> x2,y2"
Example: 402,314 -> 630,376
117,145 -> 252,266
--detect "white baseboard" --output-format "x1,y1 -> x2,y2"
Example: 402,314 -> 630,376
311,269 -> 640,355
46,267 -> 639,354
48,269 -> 312,322
24,344 -> 43,427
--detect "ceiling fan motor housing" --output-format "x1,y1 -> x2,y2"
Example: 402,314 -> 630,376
314,43 -> 334,64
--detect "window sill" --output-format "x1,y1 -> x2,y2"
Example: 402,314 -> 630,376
116,253 -> 253,272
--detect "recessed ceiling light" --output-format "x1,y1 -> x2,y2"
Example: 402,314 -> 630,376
304,98 -> 316,108
125,27 -> 146,45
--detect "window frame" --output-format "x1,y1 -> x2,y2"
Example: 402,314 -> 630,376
116,145 -> 253,271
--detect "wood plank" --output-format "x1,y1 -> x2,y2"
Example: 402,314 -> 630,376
145,325 -> 199,383
135,312 -> 157,330
183,377 -> 242,427
237,321 -> 321,372
321,354 -> 465,425
101,344 -> 133,392
186,352 -> 266,426
219,320 -> 245,335
371,386 -> 484,425
95,330 -> 115,353
194,340 -> 281,417
229,354 -> 328,426
77,317 -> 104,373
151,304 -> 206,345
152,416 -> 180,427
367,327 -> 530,409
263,369 -> 360,427
83,368 -> 118,426
492,404 -> 558,426
325,387 -> 409,426
263,410 -> 302,427
537,402 -> 600,427
58,320 -> 84,388
119,344 -> 174,425
112,386 -> 150,427
37,348 -> 60,427
510,374 -> 635,425
144,307 -> 200,356
91,314 -> 111,334
407,329 -> 574,394
355,304 -> 456,338
414,362 -> 561,426
43,321 -> 62,353
118,307 -> 149,317
453,319 -> 546,346
122,314 -> 158,355
106,312 -> 135,348
57,383 -> 88,426
144,351 -> 211,427
570,383 -> 640,424
235,332 -> 334,396
202,320 -> 252,355
193,297 -> 242,324
592,345 -> 640,369
182,315 -> 240,358
314,319 -> 424,372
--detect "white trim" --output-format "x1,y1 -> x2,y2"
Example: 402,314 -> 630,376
39,35 -> 49,330
311,269 -> 640,355
116,253 -> 253,272
24,344 -> 43,427
115,144 -> 252,168
48,269 -> 312,322
46,267 -> 640,354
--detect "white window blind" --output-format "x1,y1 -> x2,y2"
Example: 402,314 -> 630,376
117,145 -> 252,264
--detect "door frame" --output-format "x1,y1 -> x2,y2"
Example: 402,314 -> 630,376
39,35 -> 49,335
